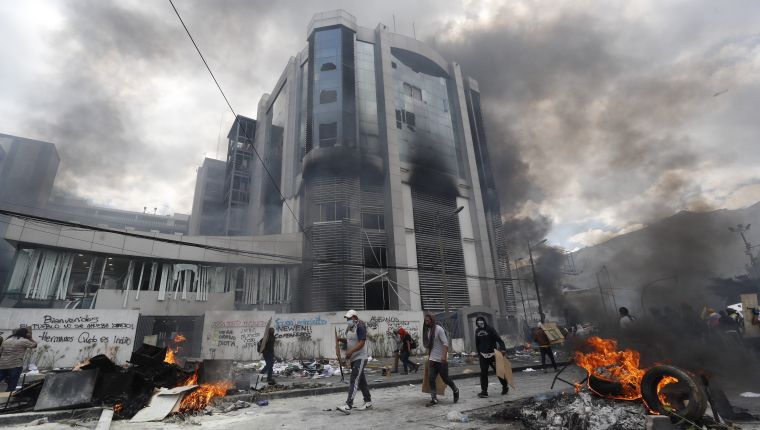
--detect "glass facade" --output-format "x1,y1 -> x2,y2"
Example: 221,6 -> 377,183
308,27 -> 356,151
390,51 -> 464,178
262,84 -> 287,234
355,41 -> 380,156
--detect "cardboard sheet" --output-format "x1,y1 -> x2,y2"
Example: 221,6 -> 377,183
421,359 -> 446,395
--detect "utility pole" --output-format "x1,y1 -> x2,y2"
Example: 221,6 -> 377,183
528,239 -> 547,323
436,206 -> 464,314
729,224 -> 760,279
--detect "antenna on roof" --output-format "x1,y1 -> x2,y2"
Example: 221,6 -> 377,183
393,14 -> 396,32
413,22 -> 416,39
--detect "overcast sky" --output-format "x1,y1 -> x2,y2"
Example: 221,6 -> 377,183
1,0 -> 759,250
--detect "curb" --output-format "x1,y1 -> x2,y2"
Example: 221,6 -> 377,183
0,407 -> 103,427
235,361 -> 572,402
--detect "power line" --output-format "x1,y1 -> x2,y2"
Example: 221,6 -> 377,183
168,0 -> 235,117
167,0 -> 311,243
1,209 -> 522,284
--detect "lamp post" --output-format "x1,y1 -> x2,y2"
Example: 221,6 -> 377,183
528,238 -> 547,323
437,206 -> 464,314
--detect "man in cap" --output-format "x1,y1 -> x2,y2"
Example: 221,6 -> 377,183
337,310 -> 372,414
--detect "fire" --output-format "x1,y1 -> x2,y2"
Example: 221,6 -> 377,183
113,403 -> 123,414
178,370 -> 233,412
161,333 -> 233,412
574,337 -> 646,400
72,359 -> 90,371
164,334 -> 187,365
656,376 -> 679,411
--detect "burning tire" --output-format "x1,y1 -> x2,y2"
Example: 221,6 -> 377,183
588,374 -> 628,398
641,365 -> 707,423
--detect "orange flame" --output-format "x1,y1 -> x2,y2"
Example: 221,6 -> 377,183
113,403 -> 123,414
164,334 -> 187,365
178,370 -> 233,412
173,334 -> 187,343
656,376 -> 679,411
574,337 -> 646,400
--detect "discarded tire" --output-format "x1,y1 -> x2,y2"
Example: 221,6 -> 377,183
641,365 -> 707,422
588,374 -> 626,398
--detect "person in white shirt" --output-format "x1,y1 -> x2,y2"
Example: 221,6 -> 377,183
424,314 -> 459,407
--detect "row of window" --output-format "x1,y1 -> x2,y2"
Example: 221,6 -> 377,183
395,109 -> 416,131
314,203 -> 385,230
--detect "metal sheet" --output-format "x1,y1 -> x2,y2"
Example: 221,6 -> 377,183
35,369 -> 98,411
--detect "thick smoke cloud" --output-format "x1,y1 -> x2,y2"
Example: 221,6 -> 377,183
429,3 -> 760,244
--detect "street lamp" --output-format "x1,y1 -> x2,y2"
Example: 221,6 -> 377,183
437,206 -> 464,314
528,238 -> 547,323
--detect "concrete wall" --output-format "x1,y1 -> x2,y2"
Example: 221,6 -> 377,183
201,310 -> 426,361
0,309 -> 138,369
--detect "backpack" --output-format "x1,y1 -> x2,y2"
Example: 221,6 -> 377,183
410,337 -> 417,350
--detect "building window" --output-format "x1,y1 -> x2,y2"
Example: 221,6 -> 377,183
395,109 -> 416,131
319,89 -> 338,104
364,246 -> 388,268
318,122 -> 337,147
362,213 -> 385,230
320,62 -> 337,71
391,61 -> 397,69
318,202 -> 350,222
403,82 -> 423,101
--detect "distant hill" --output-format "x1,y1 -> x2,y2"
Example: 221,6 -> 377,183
563,201 -> 760,315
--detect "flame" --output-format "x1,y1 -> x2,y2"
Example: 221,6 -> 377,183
113,403 -> 123,414
177,370 -> 233,412
574,337 -> 646,400
163,334 -> 187,365
656,376 -> 679,411
161,333 -> 232,412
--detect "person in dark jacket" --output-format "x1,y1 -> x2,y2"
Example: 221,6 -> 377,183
531,323 -> 557,372
259,327 -> 276,385
474,316 -> 508,397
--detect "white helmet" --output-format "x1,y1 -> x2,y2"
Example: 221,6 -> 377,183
344,309 -> 359,319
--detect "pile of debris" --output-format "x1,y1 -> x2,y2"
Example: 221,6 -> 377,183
485,392 -> 646,430
0,339 -> 236,424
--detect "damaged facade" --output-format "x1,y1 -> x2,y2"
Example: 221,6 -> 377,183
189,10 -> 515,317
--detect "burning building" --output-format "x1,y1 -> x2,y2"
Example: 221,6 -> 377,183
189,10 -> 515,317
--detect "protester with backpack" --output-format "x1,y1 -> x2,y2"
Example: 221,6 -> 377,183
398,327 -> 419,374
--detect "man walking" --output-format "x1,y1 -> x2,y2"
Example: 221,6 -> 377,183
474,316 -> 509,397
531,323 -> 557,372
337,310 -> 371,414
424,314 -> 459,406
398,327 -> 419,374
0,327 -> 37,392
258,326 -> 276,386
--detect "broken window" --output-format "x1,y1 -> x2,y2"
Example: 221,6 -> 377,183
320,62 -> 337,71
319,89 -> 338,104
363,246 -> 387,268
403,82 -> 422,101
318,202 -> 350,222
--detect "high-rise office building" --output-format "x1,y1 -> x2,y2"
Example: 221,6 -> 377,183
222,11 -> 515,316
189,157 -> 227,235
0,133 -> 59,212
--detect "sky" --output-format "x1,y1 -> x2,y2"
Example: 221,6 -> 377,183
1,0 -> 759,250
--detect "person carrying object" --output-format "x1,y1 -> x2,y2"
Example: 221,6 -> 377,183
531,323 -> 557,372
258,326 -> 276,386
474,316 -> 509,398
424,314 -> 459,407
337,310 -> 372,414
0,327 -> 37,392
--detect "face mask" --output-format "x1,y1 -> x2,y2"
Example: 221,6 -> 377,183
476,321 -> 485,328
347,319 -> 355,328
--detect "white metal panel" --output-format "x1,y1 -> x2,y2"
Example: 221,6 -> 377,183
456,196 -> 474,240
